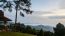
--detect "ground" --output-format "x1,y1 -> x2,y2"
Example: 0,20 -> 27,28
0,32 -> 35,36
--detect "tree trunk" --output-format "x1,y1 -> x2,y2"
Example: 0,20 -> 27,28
14,4 -> 18,32
15,7 -> 17,25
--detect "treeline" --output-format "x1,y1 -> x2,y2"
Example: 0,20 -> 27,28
0,23 -> 65,36
14,23 -> 65,36
12,23 -> 38,35
9,23 -> 53,36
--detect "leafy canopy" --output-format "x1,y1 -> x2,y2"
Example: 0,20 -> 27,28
0,0 -> 32,16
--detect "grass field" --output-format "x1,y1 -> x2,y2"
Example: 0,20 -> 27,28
0,32 -> 35,36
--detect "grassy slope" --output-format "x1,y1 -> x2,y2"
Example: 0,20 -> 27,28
0,32 -> 35,36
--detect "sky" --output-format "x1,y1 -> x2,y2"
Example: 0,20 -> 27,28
1,0 -> 65,27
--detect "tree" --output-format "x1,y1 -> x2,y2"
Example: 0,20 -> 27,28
37,29 -> 44,36
53,23 -> 65,36
15,23 -> 20,32
0,0 -> 32,31
44,31 -> 53,36
32,28 -> 37,35
20,23 -> 26,33
25,25 -> 32,34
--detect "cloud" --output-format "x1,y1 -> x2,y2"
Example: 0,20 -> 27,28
49,16 -> 65,19
20,15 -> 65,27
34,11 -> 53,14
29,11 -> 54,17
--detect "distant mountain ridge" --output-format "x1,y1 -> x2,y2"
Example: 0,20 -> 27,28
31,25 -> 54,32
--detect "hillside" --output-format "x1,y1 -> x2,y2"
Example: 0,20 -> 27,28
0,32 -> 35,36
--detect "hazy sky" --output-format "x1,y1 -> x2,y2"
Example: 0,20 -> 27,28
1,0 -> 65,27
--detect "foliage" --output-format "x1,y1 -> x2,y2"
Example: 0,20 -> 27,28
0,0 -> 32,32
44,31 -> 53,36
32,28 -> 37,35
53,23 -> 65,36
37,29 -> 44,36
15,23 -> 21,32
8,23 -> 65,36
20,23 -> 26,33
25,25 -> 32,34
0,0 -> 32,16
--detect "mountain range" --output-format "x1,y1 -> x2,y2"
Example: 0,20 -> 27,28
31,25 -> 54,32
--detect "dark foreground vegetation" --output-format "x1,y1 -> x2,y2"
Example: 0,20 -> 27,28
0,23 -> 65,36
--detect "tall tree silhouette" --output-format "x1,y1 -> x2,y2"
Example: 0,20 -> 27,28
0,0 -> 32,31
37,29 -> 44,36
53,23 -> 65,36
25,25 -> 32,34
